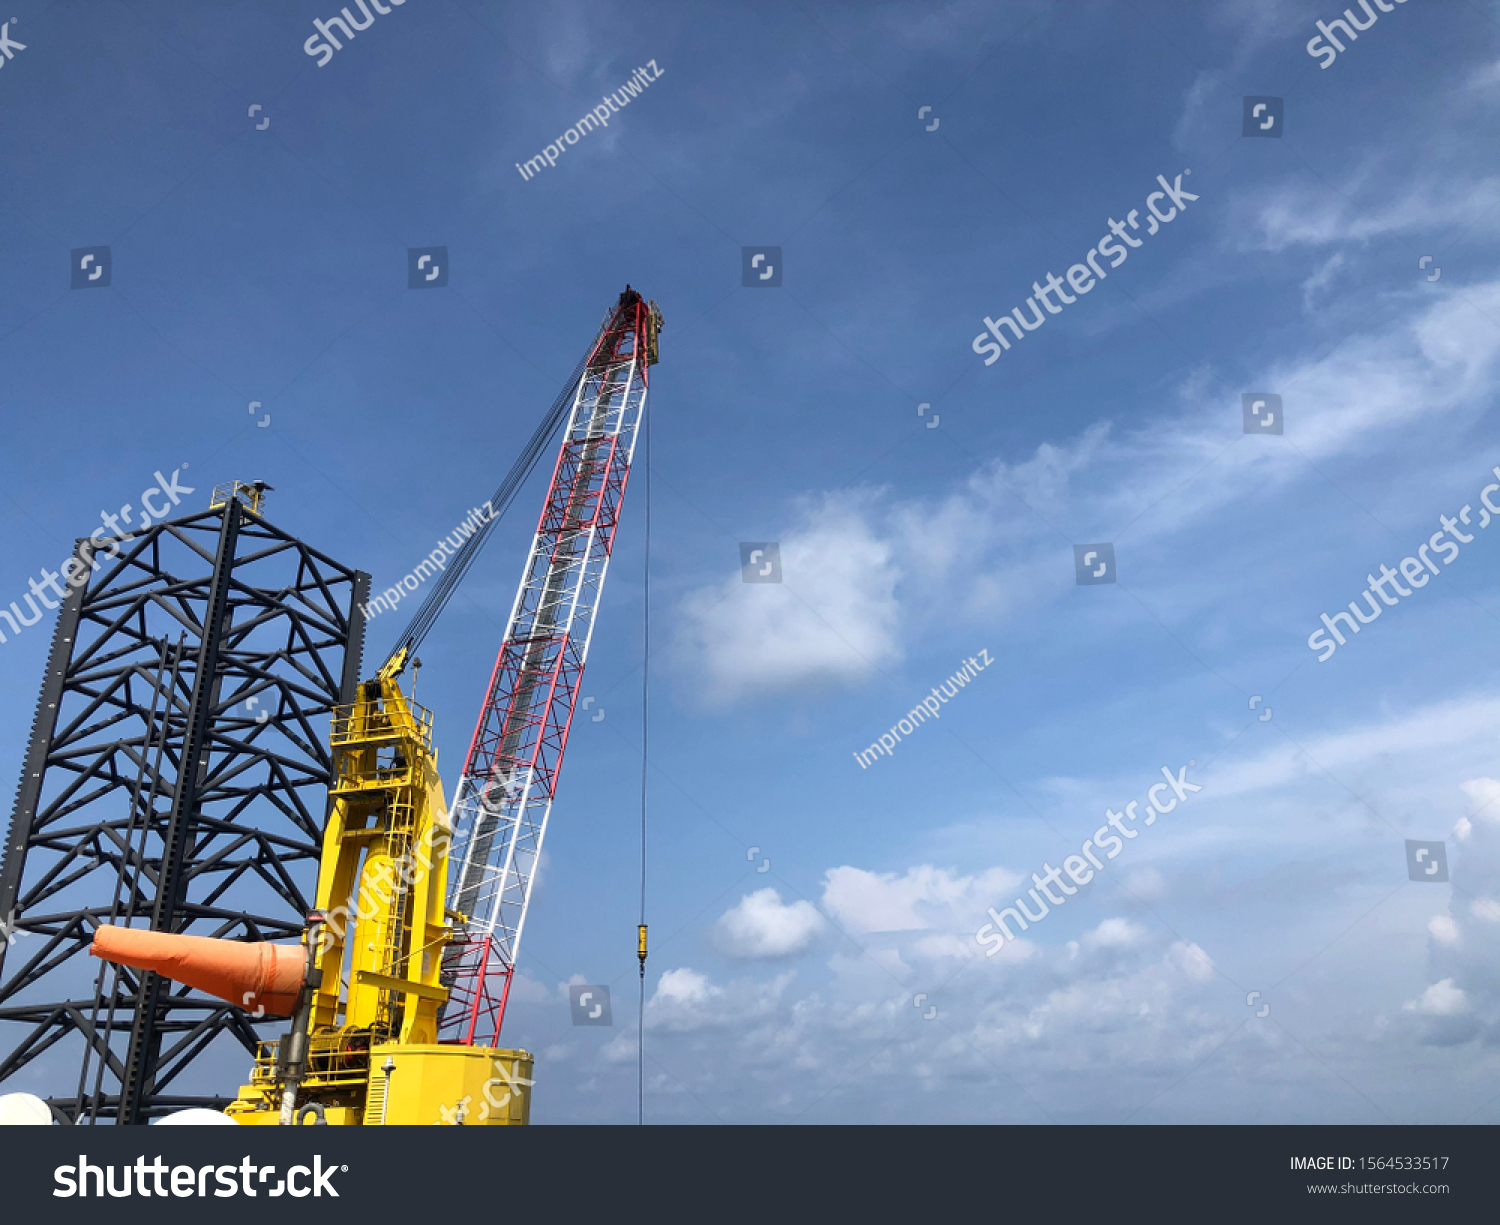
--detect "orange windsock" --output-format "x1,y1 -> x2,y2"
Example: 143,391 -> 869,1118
90,925 -> 305,1018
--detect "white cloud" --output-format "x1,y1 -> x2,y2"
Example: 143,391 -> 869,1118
657,967 -> 716,1005
557,972 -> 590,1001
911,932 -> 979,960
714,888 -> 825,958
1460,777 -> 1500,824
670,280 -> 1500,703
821,863 -> 1022,935
1194,694 -> 1500,808
1233,172 -> 1500,253
1083,917 -> 1148,950
1171,0 -> 1309,144
542,682 -> 1500,1115
1168,941 -> 1215,983
505,971 -> 550,1004
1254,285 -> 1500,463
1414,772 -> 1500,1045
1406,977 -> 1470,1017
645,966 -> 793,1034
673,492 -> 902,703
1428,913 -> 1460,945
963,934 -> 1224,1069
1301,251 -> 1345,311
597,921 -> 1233,1120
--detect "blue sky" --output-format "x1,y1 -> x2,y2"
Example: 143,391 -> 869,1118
4,0 -> 1500,1123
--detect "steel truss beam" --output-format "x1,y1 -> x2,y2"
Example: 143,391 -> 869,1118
0,496 -> 368,1123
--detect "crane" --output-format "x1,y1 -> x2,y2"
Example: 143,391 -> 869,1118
438,286 -> 658,1046
87,287 -> 662,1124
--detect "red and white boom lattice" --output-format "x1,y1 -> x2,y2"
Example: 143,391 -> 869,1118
440,289 -> 659,1046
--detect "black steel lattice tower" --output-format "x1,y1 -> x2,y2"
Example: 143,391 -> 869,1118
0,490 -> 368,1123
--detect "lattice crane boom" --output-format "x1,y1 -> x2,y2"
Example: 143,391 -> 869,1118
439,287 -> 660,1045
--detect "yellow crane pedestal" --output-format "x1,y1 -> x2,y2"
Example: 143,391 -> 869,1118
227,1042 -> 533,1126
364,1044 -> 533,1126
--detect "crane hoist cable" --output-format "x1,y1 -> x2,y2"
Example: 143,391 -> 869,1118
638,395 -> 651,1126
380,340 -> 600,671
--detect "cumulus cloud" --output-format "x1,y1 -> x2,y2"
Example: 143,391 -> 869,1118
1406,977 -> 1470,1017
1428,913 -> 1460,946
673,492 -> 901,704
591,917 -> 1232,1121
549,680 -> 1500,1118
1460,776 -> 1500,825
656,967 -> 718,1007
964,936 -> 1223,1076
713,888 -> 825,958
644,966 -> 793,1035
1168,940 -> 1215,983
1413,773 -> 1500,1047
821,864 -> 1023,935
505,971 -> 550,1004
1082,917 -> 1148,950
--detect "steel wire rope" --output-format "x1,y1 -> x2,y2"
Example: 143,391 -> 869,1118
382,339 -> 599,667
638,386 -> 651,1126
